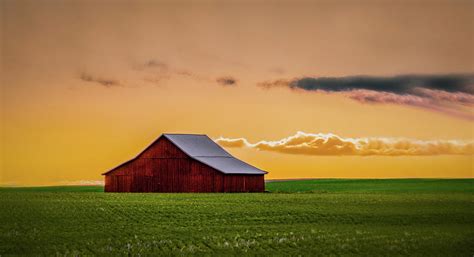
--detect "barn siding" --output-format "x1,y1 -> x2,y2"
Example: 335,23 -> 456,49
138,137 -> 188,159
104,137 -> 265,193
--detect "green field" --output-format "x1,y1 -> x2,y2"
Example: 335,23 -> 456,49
1,179 -> 473,256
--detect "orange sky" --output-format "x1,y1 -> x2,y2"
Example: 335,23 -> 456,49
1,0 -> 473,186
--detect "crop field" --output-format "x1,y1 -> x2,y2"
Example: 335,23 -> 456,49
1,179 -> 473,256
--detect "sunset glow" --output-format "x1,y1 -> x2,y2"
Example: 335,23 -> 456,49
2,0 -> 473,186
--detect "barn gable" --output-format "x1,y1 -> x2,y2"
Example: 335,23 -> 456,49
138,136 -> 189,159
103,136 -> 189,176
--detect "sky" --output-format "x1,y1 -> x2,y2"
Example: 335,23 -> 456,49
1,0 -> 473,186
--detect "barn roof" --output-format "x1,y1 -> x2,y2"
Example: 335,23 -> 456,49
163,134 -> 232,157
163,134 -> 267,175
103,133 -> 267,175
194,156 -> 265,175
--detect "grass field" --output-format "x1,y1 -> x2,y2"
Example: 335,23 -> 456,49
1,179 -> 473,256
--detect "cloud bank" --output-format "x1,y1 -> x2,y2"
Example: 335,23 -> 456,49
258,74 -> 474,120
216,131 -> 474,156
61,180 -> 105,186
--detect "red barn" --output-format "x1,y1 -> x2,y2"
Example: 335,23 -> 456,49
103,134 -> 267,192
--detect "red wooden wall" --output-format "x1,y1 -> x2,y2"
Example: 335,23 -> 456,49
104,137 -> 265,193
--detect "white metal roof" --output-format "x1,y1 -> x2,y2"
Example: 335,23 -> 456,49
164,134 -> 267,175
194,156 -> 266,175
163,134 -> 232,157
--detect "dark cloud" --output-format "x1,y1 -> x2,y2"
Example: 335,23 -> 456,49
79,73 -> 120,87
284,74 -> 474,95
257,74 -> 474,120
216,76 -> 237,86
